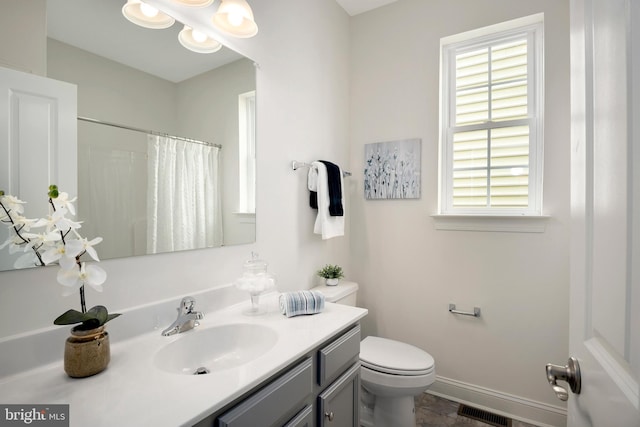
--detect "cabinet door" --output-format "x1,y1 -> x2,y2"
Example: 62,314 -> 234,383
317,362 -> 360,427
283,405 -> 313,427
217,358 -> 313,427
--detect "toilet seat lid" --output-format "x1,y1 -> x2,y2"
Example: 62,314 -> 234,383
360,336 -> 434,376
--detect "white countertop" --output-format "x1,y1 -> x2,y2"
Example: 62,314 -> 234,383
0,296 -> 367,427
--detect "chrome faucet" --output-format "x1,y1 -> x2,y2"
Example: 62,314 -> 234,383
161,296 -> 204,336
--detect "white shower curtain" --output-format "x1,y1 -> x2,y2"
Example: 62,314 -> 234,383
147,135 -> 223,253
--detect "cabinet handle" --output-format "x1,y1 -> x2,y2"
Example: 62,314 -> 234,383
324,411 -> 334,421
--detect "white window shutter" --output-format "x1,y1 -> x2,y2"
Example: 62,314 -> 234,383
440,18 -> 543,215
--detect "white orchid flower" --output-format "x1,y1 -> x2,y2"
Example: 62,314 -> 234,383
0,194 -> 26,216
65,237 -> 103,262
22,231 -> 61,252
36,208 -> 82,233
41,242 -> 77,270
51,192 -> 77,216
2,189 -> 112,323
53,208 -> 82,231
9,215 -> 39,233
0,234 -> 25,251
1,206 -> 36,232
57,262 -> 107,295
9,244 -> 26,254
7,237 -> 35,255
13,252 -> 41,269
0,208 -> 11,222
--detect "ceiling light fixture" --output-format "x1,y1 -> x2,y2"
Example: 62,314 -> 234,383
178,25 -> 223,53
172,0 -> 215,6
212,0 -> 258,38
122,0 -> 175,29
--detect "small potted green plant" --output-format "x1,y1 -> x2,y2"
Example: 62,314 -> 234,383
317,264 -> 344,286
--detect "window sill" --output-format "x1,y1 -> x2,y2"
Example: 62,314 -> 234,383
431,214 -> 550,233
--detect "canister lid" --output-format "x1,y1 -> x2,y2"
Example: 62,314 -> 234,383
242,252 -> 268,274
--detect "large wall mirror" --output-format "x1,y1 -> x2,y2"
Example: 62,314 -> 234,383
0,0 -> 256,272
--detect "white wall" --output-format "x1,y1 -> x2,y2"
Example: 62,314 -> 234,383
349,0 -> 570,424
47,39 -> 179,134
0,0 -> 46,75
0,0 -> 351,337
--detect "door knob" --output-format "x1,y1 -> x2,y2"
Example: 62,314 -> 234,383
545,357 -> 581,401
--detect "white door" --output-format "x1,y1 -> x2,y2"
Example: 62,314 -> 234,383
563,0 -> 640,425
0,66 -> 77,270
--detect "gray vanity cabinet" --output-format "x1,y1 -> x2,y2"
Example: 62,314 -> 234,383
317,325 -> 361,388
316,325 -> 361,426
217,358 -> 313,427
317,362 -> 360,427
283,405 -> 314,427
195,323 -> 361,427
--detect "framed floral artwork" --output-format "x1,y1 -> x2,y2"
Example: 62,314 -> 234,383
364,138 -> 421,200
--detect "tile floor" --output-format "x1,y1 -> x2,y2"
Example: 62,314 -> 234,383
415,393 -> 539,427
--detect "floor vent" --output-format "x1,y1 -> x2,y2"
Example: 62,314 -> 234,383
457,404 -> 512,427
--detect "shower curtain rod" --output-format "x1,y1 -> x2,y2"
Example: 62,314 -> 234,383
77,116 -> 222,149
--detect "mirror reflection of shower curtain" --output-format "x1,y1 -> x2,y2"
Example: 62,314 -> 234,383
146,135 -> 223,253
83,147 -> 147,259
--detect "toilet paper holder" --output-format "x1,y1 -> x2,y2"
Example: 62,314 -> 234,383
448,303 -> 481,317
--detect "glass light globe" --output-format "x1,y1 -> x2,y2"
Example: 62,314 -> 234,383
191,29 -> 208,43
139,2 -> 159,17
227,11 -> 244,27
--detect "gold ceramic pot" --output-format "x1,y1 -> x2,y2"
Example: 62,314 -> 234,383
64,325 -> 110,378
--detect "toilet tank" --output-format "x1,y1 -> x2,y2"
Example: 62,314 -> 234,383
311,281 -> 359,306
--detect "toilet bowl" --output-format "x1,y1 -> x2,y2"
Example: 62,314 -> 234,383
311,282 -> 436,427
360,336 -> 435,427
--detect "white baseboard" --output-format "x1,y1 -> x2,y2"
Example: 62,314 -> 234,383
427,376 -> 567,427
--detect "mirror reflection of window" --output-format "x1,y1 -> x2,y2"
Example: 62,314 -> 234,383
238,90 -> 256,214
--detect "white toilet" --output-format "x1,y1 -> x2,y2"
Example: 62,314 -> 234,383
311,282 -> 436,427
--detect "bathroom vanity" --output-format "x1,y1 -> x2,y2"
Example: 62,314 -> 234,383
0,288 -> 367,427
201,323 -> 362,426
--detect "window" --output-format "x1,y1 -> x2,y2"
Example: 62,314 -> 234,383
238,90 -> 256,214
439,15 -> 544,216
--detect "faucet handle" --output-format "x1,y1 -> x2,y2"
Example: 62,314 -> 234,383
180,296 -> 197,314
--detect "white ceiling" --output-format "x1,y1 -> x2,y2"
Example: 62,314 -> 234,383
335,0 -> 398,16
46,0 -> 396,83
46,0 -> 242,83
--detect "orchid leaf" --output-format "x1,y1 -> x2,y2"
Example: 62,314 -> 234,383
54,309 -> 91,325
107,313 -> 121,323
87,305 -> 108,325
53,305 -> 121,329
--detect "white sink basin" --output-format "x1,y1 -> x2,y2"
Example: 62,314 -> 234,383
154,323 -> 278,375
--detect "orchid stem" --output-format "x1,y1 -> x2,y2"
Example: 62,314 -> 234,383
80,285 -> 87,314
0,200 -> 45,266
